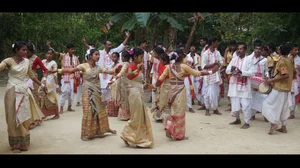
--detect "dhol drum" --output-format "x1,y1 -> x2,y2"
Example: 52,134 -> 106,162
250,76 -> 265,89
258,82 -> 272,94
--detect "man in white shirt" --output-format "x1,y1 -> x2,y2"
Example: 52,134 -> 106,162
289,44 -> 300,119
198,37 -> 208,110
97,31 -> 130,102
201,37 -> 223,116
226,42 -> 255,129
249,42 -> 269,122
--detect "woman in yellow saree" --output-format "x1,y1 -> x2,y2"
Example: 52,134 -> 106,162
0,42 -> 45,153
156,49 -> 219,140
54,49 -> 117,141
120,48 -> 154,148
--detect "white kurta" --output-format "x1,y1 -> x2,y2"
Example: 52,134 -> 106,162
226,55 -> 254,123
249,55 -> 269,113
191,53 -> 202,102
184,54 -> 194,108
201,49 -> 223,110
97,43 -> 125,101
151,57 -> 160,108
200,46 -> 208,105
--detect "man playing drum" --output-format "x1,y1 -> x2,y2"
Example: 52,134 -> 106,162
262,44 -> 294,135
249,42 -> 269,122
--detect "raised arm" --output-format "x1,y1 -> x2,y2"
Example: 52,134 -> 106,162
46,41 -> 64,61
81,38 -> 91,49
122,31 -> 130,46
111,31 -> 131,53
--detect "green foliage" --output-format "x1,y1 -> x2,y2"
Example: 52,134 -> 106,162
1,12 -> 300,62
135,13 -> 151,27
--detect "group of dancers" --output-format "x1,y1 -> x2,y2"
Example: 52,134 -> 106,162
0,30 -> 298,153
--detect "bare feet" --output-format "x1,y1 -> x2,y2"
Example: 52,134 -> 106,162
213,110 -> 222,115
20,148 -> 28,151
81,137 -> 91,141
288,115 -> 295,119
12,149 -> 21,153
60,106 -> 63,114
240,123 -> 250,129
229,119 -> 241,125
67,106 -> 75,112
189,108 -> 195,113
268,124 -> 278,135
228,103 -> 231,106
205,112 -> 211,116
51,115 -> 60,120
276,126 -> 287,133
121,137 -> 130,146
165,130 -> 172,139
250,115 -> 256,121
109,129 -> 117,134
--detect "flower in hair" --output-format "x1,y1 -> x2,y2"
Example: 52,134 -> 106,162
12,44 -> 15,49
32,43 -> 36,51
169,51 -> 179,60
129,49 -> 134,55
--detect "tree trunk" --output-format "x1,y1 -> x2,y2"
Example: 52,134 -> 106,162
168,25 -> 177,51
185,17 -> 199,52
149,24 -> 158,49
163,23 -> 169,50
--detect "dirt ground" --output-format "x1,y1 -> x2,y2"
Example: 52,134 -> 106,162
0,84 -> 300,154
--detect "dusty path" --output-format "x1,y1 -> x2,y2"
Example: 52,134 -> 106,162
0,86 -> 299,154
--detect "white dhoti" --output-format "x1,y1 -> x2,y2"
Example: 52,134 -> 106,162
201,80 -> 207,105
193,76 -> 202,102
262,89 -> 292,125
60,78 -> 75,107
290,81 -> 299,115
231,97 -> 252,124
251,91 -> 268,116
76,83 -> 83,103
203,82 -> 220,110
184,76 -> 194,108
151,77 -> 157,109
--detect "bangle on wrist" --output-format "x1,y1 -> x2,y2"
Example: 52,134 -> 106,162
57,69 -> 62,74
208,71 -> 212,75
56,85 -> 59,88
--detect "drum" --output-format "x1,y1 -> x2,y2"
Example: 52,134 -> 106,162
258,83 -> 272,94
250,76 -> 264,89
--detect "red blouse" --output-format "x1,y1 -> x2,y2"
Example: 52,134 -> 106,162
127,63 -> 139,80
157,63 -> 169,87
32,57 -> 48,74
